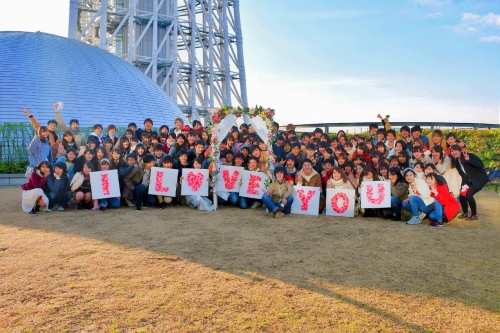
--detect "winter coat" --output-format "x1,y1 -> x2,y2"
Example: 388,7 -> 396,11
431,183 -> 460,221
266,180 -> 293,203
391,182 -> 408,200
122,165 -> 145,200
46,173 -> 69,194
55,112 -> 86,149
27,115 -> 58,158
408,178 -> 434,206
21,171 -> 47,191
455,153 -> 489,190
28,135 -> 52,167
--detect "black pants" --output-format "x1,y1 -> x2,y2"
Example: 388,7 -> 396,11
460,182 -> 481,216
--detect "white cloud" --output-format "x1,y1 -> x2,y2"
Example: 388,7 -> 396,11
427,12 -> 443,18
414,0 -> 450,6
449,12 -> 500,34
462,12 -> 500,27
480,35 -> 500,43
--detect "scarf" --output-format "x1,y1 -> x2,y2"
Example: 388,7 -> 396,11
329,178 -> 345,188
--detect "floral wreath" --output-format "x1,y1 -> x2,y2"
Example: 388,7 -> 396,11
206,105 -> 276,190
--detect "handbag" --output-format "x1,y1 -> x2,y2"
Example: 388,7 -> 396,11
25,166 -> 34,178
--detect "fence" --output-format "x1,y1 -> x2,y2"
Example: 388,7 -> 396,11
0,124 -> 131,163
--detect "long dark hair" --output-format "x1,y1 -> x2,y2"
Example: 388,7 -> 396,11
118,136 -> 131,155
34,160 -> 51,175
134,143 -> 146,157
425,172 -> 447,186
449,144 -> 464,169
38,126 -> 49,143
388,167 -> 404,184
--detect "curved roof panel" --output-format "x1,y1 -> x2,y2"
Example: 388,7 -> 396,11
0,31 -> 187,127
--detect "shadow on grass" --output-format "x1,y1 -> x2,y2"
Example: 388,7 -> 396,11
1,187 -> 499,326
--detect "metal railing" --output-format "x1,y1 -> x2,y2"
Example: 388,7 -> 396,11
283,122 -> 500,134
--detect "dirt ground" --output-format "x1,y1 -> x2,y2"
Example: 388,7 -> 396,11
0,186 -> 499,332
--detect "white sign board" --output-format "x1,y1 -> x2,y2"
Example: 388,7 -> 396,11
360,181 -> 391,209
239,170 -> 267,199
148,167 -> 178,196
325,189 -> 356,217
90,170 -> 120,199
291,186 -> 320,216
181,169 -> 210,196
216,166 -> 244,193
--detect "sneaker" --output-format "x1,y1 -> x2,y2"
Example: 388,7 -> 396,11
135,206 -> 142,212
275,210 -> 284,218
58,206 -> 64,211
406,217 -> 421,225
29,208 -> 36,214
429,221 -> 444,227
269,211 -> 276,218
159,202 -> 167,210
99,206 -> 106,211
45,208 -> 52,212
466,215 -> 478,221
251,201 -> 259,209
76,203 -> 82,210
418,212 -> 426,223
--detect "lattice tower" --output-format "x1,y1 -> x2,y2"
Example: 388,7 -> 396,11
68,0 -> 248,121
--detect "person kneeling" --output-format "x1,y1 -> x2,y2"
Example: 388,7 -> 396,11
261,166 -> 294,218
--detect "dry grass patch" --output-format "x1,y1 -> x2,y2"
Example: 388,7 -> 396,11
0,187 -> 499,332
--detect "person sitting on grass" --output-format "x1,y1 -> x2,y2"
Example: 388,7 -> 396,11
93,159 -> 121,211
384,167 -> 408,221
71,161 -> 94,210
401,168 -> 435,225
21,161 -> 51,214
261,166 -> 294,218
425,173 -> 460,227
45,161 -> 70,212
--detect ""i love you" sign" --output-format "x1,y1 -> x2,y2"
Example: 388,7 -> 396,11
181,169 -> 209,196
216,166 -> 244,193
148,167 -> 178,196
290,186 -> 320,216
90,170 -> 121,199
360,181 -> 391,209
325,189 -> 356,217
239,170 -> 268,199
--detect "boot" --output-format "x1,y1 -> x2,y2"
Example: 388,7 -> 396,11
392,213 -> 402,221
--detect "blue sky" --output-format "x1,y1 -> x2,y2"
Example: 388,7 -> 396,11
1,0 -> 498,126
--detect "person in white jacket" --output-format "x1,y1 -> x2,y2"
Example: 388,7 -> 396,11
401,168 -> 435,225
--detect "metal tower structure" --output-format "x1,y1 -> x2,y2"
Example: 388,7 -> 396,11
68,0 -> 248,121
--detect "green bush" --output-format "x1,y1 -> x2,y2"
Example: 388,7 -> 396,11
0,161 -> 28,174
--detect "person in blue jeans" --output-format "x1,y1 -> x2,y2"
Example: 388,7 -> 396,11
401,168 -> 435,225
95,158 -> 121,210
383,167 -> 408,221
261,166 -> 294,218
45,161 -> 70,211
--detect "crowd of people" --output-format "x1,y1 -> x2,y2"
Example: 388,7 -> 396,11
21,105 -> 490,227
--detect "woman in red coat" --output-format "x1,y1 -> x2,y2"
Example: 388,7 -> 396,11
425,172 -> 460,227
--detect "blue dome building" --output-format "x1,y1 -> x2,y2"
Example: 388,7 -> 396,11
0,31 -> 187,127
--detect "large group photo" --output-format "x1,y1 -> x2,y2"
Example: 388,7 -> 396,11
21,103 -> 492,227
1,0 -> 499,332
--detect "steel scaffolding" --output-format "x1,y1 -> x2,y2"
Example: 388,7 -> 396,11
68,0 -> 248,121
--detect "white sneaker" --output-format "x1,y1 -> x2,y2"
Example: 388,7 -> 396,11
418,212 -> 426,223
251,201 -> 259,209
45,208 -> 52,212
58,206 -> 64,211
